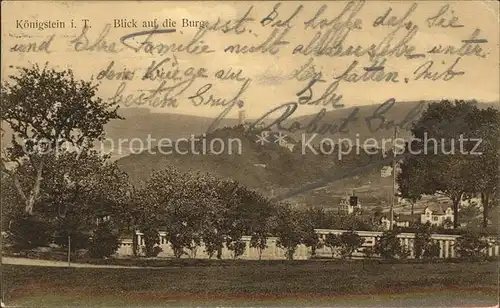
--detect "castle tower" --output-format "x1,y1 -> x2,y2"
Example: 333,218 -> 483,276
238,109 -> 246,125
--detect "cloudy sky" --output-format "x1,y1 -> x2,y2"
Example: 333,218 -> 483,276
2,1 -> 498,119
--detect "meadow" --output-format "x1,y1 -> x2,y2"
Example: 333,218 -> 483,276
2,260 -> 497,307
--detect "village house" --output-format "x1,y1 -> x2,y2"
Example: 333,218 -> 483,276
420,203 -> 454,228
380,213 -> 419,230
338,193 -> 361,215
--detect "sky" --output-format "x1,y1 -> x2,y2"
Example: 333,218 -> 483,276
2,1 -> 499,119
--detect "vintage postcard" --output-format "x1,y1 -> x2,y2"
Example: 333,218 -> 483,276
1,0 -> 499,307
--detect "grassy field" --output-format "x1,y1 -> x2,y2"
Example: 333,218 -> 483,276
2,261 -> 498,307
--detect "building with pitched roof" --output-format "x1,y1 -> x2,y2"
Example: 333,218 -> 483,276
420,203 -> 454,228
380,213 -> 420,230
338,193 -> 361,215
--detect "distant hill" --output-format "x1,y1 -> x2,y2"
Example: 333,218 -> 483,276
2,102 -> 498,210
2,102 -> 498,150
101,101 -> 500,150
115,124 -> 395,209
112,101 -> 498,209
283,100 -> 499,142
105,108 -> 241,142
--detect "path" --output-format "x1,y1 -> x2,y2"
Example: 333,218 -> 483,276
1,257 -> 171,269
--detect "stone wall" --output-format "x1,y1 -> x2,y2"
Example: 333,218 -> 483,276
116,229 -> 500,260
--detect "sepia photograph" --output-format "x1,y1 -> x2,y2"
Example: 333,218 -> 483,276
1,0 -> 499,307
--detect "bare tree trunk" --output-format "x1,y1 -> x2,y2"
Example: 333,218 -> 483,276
132,233 -> 138,257
481,192 -> 490,228
452,197 -> 460,229
9,157 -> 45,215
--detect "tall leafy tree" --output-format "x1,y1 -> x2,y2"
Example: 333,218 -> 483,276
467,107 -> 500,228
274,203 -> 303,260
142,167 -> 191,258
397,150 -> 427,217
299,207 -> 325,256
324,233 -> 341,258
3,149 -> 130,250
403,100 -> 480,228
0,64 -> 121,215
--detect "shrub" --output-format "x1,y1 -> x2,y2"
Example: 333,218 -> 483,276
456,232 -> 490,260
414,223 -> 432,259
275,207 -> 303,260
374,231 -> 402,260
53,216 -> 91,252
250,232 -> 268,260
152,246 -> 163,257
276,232 -> 301,260
53,229 -> 90,252
142,226 -> 161,257
6,214 -> 53,252
89,222 -> 120,259
399,246 -> 411,260
301,227 -> 323,257
228,240 -> 246,259
423,241 -> 441,259
363,246 -> 375,259
203,231 -> 225,259
339,230 -> 365,259
324,233 -> 341,258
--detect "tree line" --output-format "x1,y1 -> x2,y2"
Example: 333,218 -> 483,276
1,151 -> 374,259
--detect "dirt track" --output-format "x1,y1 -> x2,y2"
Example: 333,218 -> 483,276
1,257 -> 168,269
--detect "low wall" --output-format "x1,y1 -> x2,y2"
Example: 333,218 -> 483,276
116,229 -> 500,260
118,233 -> 311,260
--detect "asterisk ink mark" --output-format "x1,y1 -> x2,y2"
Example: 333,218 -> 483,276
274,132 -> 288,146
256,131 -> 270,146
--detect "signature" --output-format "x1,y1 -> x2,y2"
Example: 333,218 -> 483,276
247,102 -> 358,135
245,98 -> 425,135
365,99 -> 425,132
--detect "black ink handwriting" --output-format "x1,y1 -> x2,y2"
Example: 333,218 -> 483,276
261,3 -> 303,28
142,57 -> 208,82
109,79 -> 194,108
413,57 -> 465,81
289,58 -> 323,82
224,28 -> 290,55
427,29 -> 487,58
206,6 -> 255,34
426,4 -> 464,28
293,21 -> 418,61
96,61 -> 135,81
120,27 -> 214,55
365,99 -> 425,132
189,79 -> 251,133
304,1 -> 363,30
10,34 -> 55,53
71,24 -> 121,53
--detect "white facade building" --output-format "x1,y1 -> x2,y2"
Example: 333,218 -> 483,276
380,217 -> 409,230
420,204 -> 454,228
338,194 -> 361,215
380,213 -> 416,230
